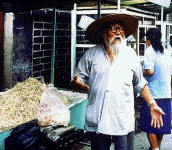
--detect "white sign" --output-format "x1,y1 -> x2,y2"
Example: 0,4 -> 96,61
147,0 -> 171,8
78,15 -> 95,30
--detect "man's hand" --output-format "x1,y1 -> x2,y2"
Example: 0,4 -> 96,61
71,75 -> 90,91
140,85 -> 165,129
150,103 -> 165,129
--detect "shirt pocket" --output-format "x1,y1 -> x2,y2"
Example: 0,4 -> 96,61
121,69 -> 133,102
121,82 -> 131,98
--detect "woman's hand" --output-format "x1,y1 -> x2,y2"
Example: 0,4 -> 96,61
71,75 -> 90,91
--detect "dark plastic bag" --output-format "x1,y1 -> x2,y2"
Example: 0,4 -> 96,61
5,121 -> 44,150
40,124 -> 76,142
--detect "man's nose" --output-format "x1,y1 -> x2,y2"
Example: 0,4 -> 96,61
115,28 -> 121,35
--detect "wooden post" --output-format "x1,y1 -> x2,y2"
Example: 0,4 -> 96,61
71,4 -> 77,79
98,0 -> 101,19
161,6 -> 165,45
136,27 -> 139,56
51,8 -> 56,85
118,0 -> 121,12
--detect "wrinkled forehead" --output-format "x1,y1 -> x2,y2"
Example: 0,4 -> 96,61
108,21 -> 126,28
102,21 -> 126,32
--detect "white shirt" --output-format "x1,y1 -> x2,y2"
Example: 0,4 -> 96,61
98,45 -> 143,135
143,46 -> 172,98
75,44 -> 147,134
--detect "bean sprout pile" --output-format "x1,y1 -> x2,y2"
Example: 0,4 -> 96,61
0,77 -> 44,130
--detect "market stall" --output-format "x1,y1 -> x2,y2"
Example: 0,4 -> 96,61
0,1 -> 172,149
0,77 -> 88,150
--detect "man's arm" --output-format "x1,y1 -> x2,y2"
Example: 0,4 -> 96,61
140,85 -> 165,129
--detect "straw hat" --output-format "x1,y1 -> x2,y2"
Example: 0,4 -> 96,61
85,14 -> 138,44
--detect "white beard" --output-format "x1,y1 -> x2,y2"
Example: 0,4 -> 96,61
104,34 -> 126,56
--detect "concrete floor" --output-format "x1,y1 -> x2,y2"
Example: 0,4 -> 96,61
73,130 -> 172,150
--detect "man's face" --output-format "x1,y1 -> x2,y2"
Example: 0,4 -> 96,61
104,23 -> 126,55
106,23 -> 125,44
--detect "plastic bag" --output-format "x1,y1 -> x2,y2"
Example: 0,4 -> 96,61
40,124 -> 76,142
5,121 -> 44,150
38,87 -> 70,127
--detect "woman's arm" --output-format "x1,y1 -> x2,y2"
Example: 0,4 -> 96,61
143,69 -> 154,76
